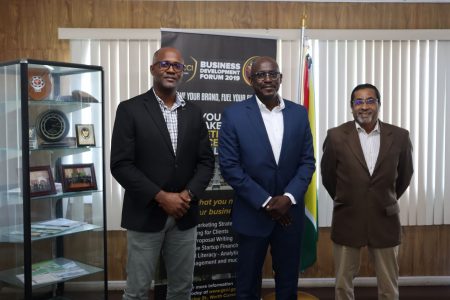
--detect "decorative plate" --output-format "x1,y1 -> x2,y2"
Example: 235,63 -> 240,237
35,109 -> 69,143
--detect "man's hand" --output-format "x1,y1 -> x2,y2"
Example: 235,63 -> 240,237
265,195 -> 292,225
277,214 -> 293,227
155,190 -> 190,219
179,189 -> 192,203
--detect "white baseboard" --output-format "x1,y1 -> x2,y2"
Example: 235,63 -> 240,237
264,276 -> 450,288
104,276 -> 450,291
2,277 -> 448,295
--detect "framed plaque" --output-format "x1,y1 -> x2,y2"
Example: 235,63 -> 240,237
28,67 -> 52,101
35,109 -> 70,143
75,124 -> 95,147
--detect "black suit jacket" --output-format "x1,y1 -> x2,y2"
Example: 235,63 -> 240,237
110,89 -> 214,232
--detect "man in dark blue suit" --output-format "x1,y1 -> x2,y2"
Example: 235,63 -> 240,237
218,56 -> 315,300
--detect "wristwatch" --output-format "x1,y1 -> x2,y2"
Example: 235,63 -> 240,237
187,189 -> 195,199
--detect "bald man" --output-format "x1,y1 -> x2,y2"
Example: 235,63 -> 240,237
111,47 -> 214,300
219,56 -> 315,300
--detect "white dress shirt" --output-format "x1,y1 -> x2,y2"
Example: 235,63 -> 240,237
255,95 -> 296,205
355,120 -> 381,175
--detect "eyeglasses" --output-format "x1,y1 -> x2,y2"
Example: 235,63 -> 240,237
153,61 -> 185,73
352,98 -> 379,106
251,71 -> 281,80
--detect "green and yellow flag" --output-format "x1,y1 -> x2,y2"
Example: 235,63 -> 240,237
300,53 -> 318,271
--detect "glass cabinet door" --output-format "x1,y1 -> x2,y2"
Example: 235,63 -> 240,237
0,59 -> 107,300
0,60 -> 25,300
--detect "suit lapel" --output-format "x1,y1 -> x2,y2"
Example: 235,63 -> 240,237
373,121 -> 393,175
345,121 -> 369,172
246,97 -> 277,165
143,89 -> 175,156
278,102 -> 291,162
176,104 -> 187,157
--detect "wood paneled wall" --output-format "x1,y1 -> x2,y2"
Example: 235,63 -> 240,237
1,1 -> 450,62
2,0 -> 450,281
108,226 -> 450,280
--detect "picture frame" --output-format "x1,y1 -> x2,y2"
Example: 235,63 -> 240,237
75,124 -> 96,147
29,166 -> 56,197
61,163 -> 97,192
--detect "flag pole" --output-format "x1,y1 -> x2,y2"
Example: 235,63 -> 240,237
298,13 -> 307,105
299,7 -> 319,274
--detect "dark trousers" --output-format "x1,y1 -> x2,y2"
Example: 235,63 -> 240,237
235,221 -> 303,300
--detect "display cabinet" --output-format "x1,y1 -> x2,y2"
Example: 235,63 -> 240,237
0,59 -> 107,299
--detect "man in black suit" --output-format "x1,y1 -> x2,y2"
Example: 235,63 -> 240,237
111,47 -> 214,300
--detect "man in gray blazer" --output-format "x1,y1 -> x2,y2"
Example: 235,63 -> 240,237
111,47 -> 214,300
321,83 -> 413,300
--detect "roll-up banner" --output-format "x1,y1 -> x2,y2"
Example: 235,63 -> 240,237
155,30 -> 277,300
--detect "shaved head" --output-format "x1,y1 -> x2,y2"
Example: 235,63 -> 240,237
250,56 -> 279,76
152,47 -> 184,64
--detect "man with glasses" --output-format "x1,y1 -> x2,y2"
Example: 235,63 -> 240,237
111,47 -> 214,300
218,56 -> 315,300
321,83 -> 414,300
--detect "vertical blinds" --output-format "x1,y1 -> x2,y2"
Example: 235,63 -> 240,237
308,39 -> 450,227
69,32 -> 450,229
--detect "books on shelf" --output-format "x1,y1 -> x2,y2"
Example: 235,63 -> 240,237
16,259 -> 88,285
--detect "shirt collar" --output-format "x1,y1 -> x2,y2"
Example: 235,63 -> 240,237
152,89 -> 186,109
355,120 -> 380,134
255,94 -> 285,112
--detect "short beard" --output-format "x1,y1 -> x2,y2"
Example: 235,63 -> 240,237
356,114 -> 373,124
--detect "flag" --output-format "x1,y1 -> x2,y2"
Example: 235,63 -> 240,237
300,53 -> 318,271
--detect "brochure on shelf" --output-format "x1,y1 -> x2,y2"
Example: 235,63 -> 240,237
37,218 -> 85,228
16,260 -> 88,285
30,218 -> 86,237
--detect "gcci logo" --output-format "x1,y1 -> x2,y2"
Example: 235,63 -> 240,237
242,56 -> 259,86
183,56 -> 198,83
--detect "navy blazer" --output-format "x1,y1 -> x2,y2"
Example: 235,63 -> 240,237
218,96 -> 316,237
110,89 -> 214,232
